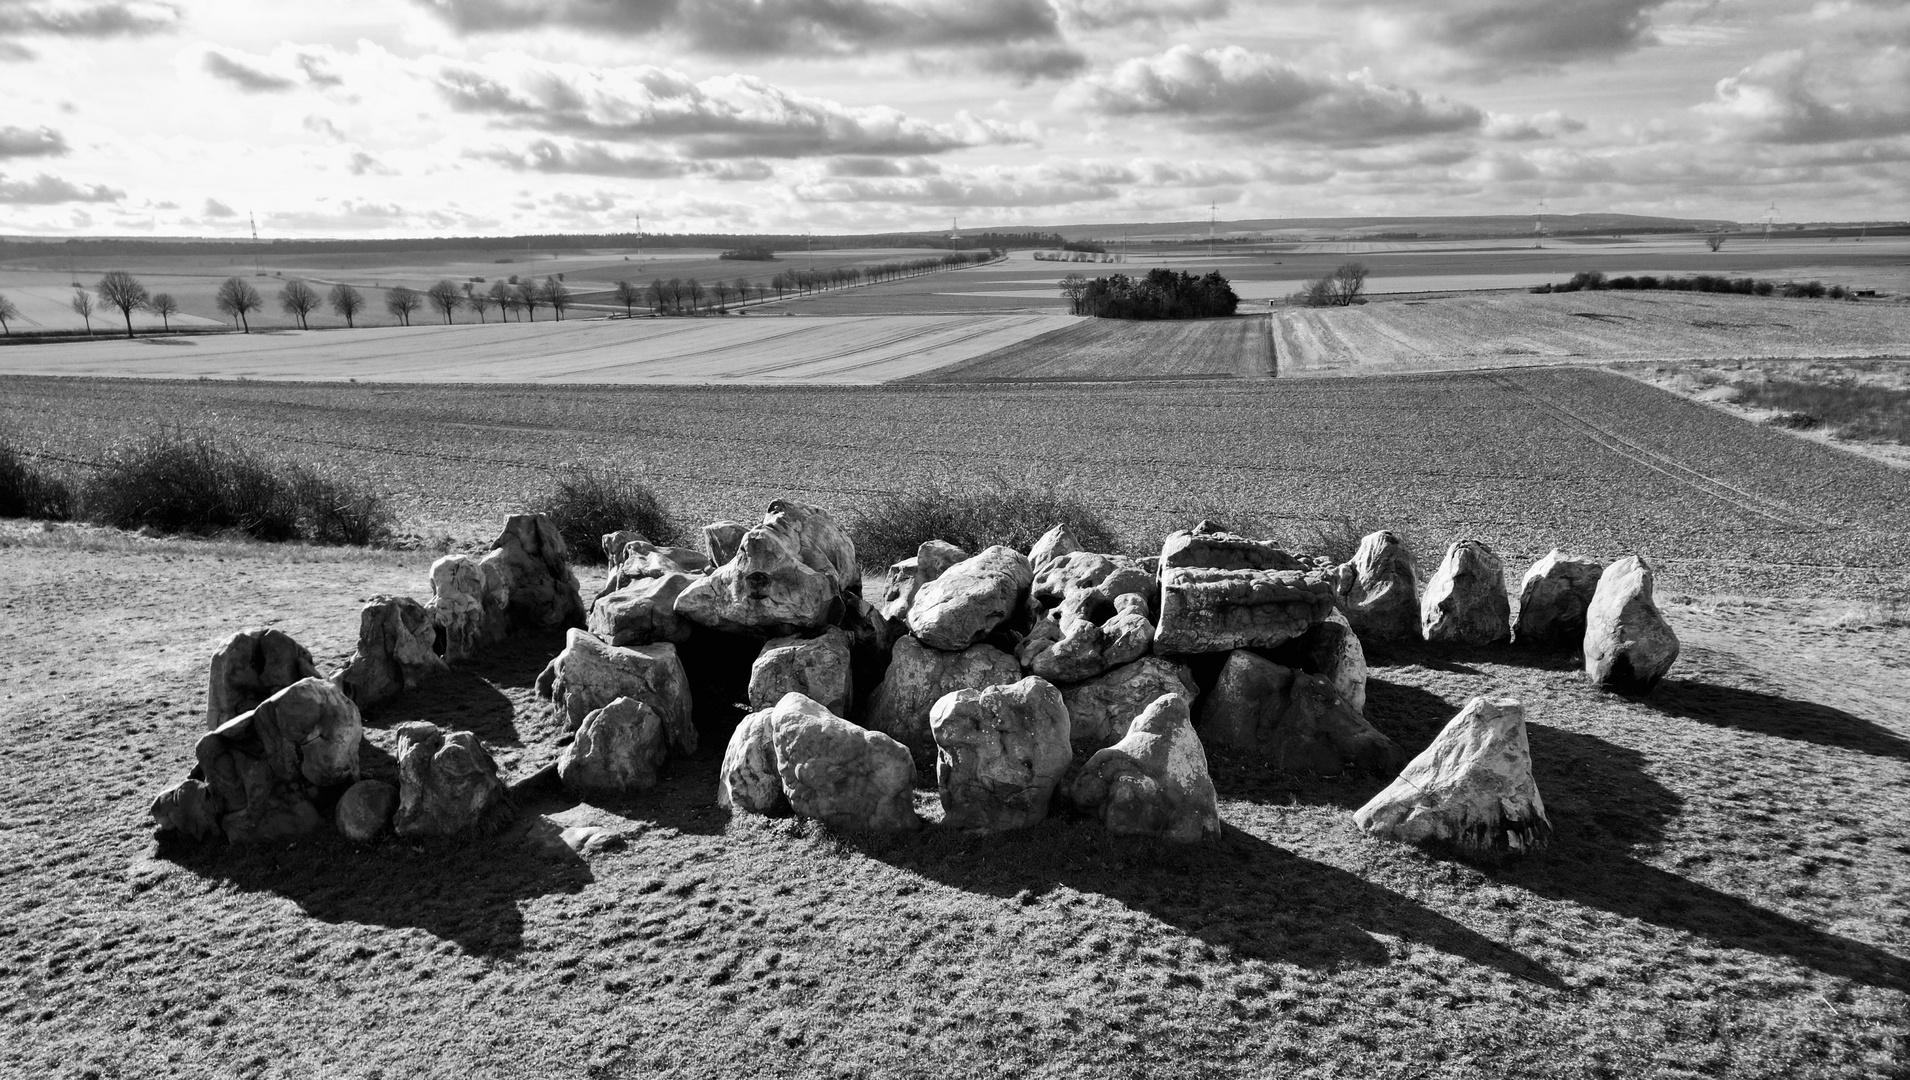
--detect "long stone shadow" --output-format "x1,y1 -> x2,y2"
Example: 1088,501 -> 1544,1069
355,631 -> 567,749
1648,676 -> 1910,762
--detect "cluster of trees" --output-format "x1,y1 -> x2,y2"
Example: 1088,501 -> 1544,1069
1292,263 -> 1369,307
1033,250 -> 1121,263
1533,270 -> 1858,299
718,245 -> 779,261
1061,268 -> 1239,320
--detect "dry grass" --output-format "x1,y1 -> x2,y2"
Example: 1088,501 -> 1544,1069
1732,379 -> 1910,444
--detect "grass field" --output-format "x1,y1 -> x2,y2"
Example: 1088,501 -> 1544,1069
909,316 -> 1272,382
1275,291 -> 1910,375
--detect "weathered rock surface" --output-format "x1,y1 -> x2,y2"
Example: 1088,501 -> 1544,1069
339,595 -> 447,707
1028,523 -> 1083,569
1198,653 -> 1400,775
675,520 -> 840,635
717,708 -> 787,815
1156,565 -> 1336,655
1421,539 -> 1511,645
1277,609 -> 1367,715
864,636 -> 1022,757
1515,549 -> 1604,648
393,721 -> 511,839
931,677 -> 1072,832
588,572 -> 694,647
1018,590 -> 1158,685
594,539 -> 707,602
1353,696 -> 1550,853
1161,528 -> 1321,572
535,629 -> 695,753
430,553 -> 509,663
601,529 -> 649,564
1334,530 -> 1419,643
150,778 -> 223,844
771,693 -> 920,831
1584,555 -> 1680,694
336,779 -> 397,844
881,540 -> 969,622
558,696 -> 669,797
205,627 -> 320,730
192,677 -> 364,844
482,513 -> 586,630
748,628 -> 853,716
1059,656 -> 1199,752
763,499 -> 859,593
907,545 -> 1034,651
703,520 -> 749,567
1072,694 -> 1221,842
1029,551 -> 1152,621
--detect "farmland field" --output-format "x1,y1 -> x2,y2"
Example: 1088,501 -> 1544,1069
911,315 -> 1272,382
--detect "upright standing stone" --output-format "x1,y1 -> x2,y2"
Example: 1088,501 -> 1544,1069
1421,539 -> 1511,645
192,677 -> 364,844
931,677 -> 1072,832
864,636 -> 1022,757
1334,530 -> 1419,643
535,628 -> 696,752
1584,555 -> 1679,694
1353,696 -> 1550,854
1028,523 -> 1083,570
205,627 -> 320,730
770,694 -> 921,831
1072,694 -> 1221,843
1515,549 -> 1604,648
717,708 -> 787,815
393,721 -> 512,839
748,627 -> 853,716
431,553 -> 509,663
558,696 -> 669,797
481,513 -> 587,630
1060,656 -> 1199,752
907,545 -> 1035,651
338,595 -> 447,707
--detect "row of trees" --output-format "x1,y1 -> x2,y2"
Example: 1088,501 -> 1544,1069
1532,270 -> 1858,299
1062,268 -> 1240,320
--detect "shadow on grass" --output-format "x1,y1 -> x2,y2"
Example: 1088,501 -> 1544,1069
1648,677 -> 1910,762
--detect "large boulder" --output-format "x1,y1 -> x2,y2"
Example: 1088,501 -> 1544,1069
588,572 -> 695,647
1274,609 -> 1366,715
1160,527 -> 1330,573
1584,556 -> 1679,694
1017,591 -> 1157,685
762,499 -> 858,593
1156,566 -> 1336,655
430,554 -> 509,663
1353,696 -> 1550,854
881,540 -> 970,622
338,595 -> 447,707
770,693 -> 920,831
392,721 -> 512,839
594,539 -> 707,603
535,629 -> 695,753
674,521 -> 840,635
1198,653 -> 1400,775
703,520 -> 749,567
1420,539 -> 1511,645
1027,523 -> 1083,569
748,628 -> 853,716
336,779 -> 397,844
1333,530 -> 1419,643
205,627 -> 320,730
190,677 -> 364,844
1515,549 -> 1603,648
1029,551 -> 1152,623
558,696 -> 669,797
150,778 -> 223,844
1071,694 -> 1221,843
864,636 -> 1022,758
931,677 -> 1072,832
717,708 -> 787,815
1059,656 -> 1199,752
481,513 -> 587,630
907,545 -> 1035,651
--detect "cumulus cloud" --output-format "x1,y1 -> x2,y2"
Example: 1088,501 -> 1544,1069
0,125 -> 67,157
0,1 -> 179,37
203,197 -> 235,217
1699,29 -> 1910,144
202,45 -> 361,94
1064,45 -> 1482,144
203,50 -> 296,92
1483,110 -> 1587,141
1359,0 -> 1672,75
473,137 -> 775,181
435,56 -> 1034,158
0,171 -> 123,203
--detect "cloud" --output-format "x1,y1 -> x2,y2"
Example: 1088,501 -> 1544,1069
0,1 -> 180,37
796,160 -> 1139,208
202,197 -> 234,216
824,156 -> 943,177
203,49 -> 298,93
1483,110 -> 1587,141
435,56 -> 1034,158
1054,0 -> 1228,29
1064,46 -> 1483,144
1698,30 -> 1910,144
0,125 -> 67,157
1359,0 -> 1672,74
295,52 -> 342,87
348,150 -> 395,176
0,171 -> 123,203
473,137 -> 776,181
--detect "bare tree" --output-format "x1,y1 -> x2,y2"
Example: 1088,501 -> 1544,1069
328,283 -> 366,328
385,285 -> 422,327
648,278 -> 667,314
463,287 -> 486,323
1059,272 -> 1089,315
712,280 -> 732,311
733,276 -> 751,307
1706,232 -> 1727,253
686,277 -> 703,314
96,271 -> 149,338
613,279 -> 641,317
0,292 -> 17,336
277,279 -> 320,330
70,288 -> 95,334
1330,262 -> 1368,306
666,277 -> 685,313
517,281 -> 540,322
215,276 -> 262,332
487,280 -> 514,321
426,279 -> 464,324
146,292 -> 179,331
541,276 -> 570,320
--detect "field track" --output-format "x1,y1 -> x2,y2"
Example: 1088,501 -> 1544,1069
910,315 -> 1273,382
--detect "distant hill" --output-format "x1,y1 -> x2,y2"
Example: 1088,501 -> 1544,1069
1022,214 -> 1743,242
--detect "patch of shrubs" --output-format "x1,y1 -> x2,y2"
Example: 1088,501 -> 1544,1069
538,464 -> 679,563
850,478 -> 1120,571
1079,268 -> 1238,320
0,435 -> 74,521
719,245 -> 779,261
1533,271 -> 1853,299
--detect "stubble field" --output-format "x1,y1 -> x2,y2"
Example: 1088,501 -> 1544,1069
908,316 -> 1272,382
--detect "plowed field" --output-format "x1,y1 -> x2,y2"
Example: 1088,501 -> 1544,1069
910,315 -> 1273,382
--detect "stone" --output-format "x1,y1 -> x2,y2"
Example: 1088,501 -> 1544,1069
393,721 -> 512,839
1353,696 -> 1550,853
1100,595 -> 1156,667
907,545 -> 1035,651
588,573 -> 695,647
1584,556 -> 1680,694
675,521 -> 840,635
1276,609 -> 1366,714
205,627 -> 320,730
150,778 -> 223,844
1156,566 -> 1336,655
718,708 -> 787,815
1198,653 -> 1401,775
1023,616 -> 1106,683
1060,656 -> 1200,752
430,554 -> 510,663
931,677 -> 1072,832
1514,549 -> 1605,649
704,520 -> 749,566
1160,529 -> 1317,572
535,629 -> 695,753
336,779 -> 397,844
1334,530 -> 1419,643
482,513 -> 587,630
338,595 -> 447,707
558,696 -> 669,797
1072,694 -> 1221,842
193,677 -> 363,844
1028,523 -> 1083,569
748,628 -> 853,716
770,693 -> 920,831
594,539 -> 707,602
601,529 -> 647,564
881,540 -> 970,622
864,636 -> 1022,758
762,499 -> 859,593
1029,551 -> 1147,620
1421,539 -> 1511,645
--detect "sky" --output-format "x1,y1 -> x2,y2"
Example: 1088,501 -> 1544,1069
0,0 -> 1906,237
